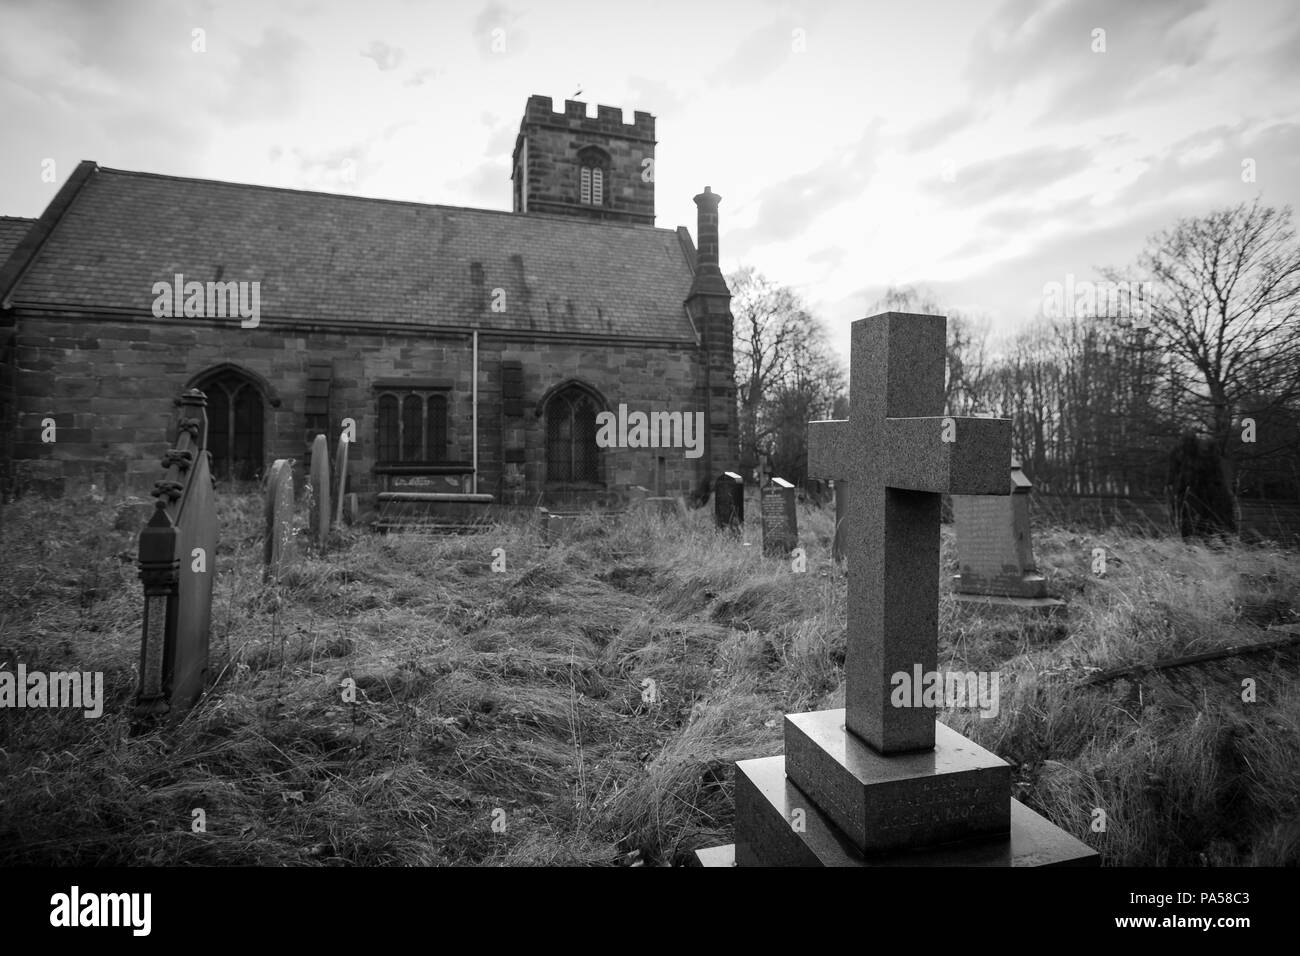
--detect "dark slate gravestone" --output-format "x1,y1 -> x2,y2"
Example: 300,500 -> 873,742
333,433 -> 350,527
760,476 -> 797,556
309,433 -> 330,545
952,461 -> 1065,613
697,312 -> 1097,868
263,459 -> 295,582
714,472 -> 744,530
134,388 -> 218,722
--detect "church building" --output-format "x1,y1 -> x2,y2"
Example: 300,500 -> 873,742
0,95 -> 738,510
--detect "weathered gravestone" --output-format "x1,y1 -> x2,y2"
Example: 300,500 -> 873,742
761,476 -> 798,556
334,433 -> 350,527
952,460 -> 1066,613
309,433 -> 330,545
263,458 -> 296,582
699,313 -> 1097,866
134,389 -> 218,722
714,471 -> 744,530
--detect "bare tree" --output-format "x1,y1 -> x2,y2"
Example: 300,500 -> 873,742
871,285 -> 990,415
1104,199 -> 1300,523
729,266 -> 844,482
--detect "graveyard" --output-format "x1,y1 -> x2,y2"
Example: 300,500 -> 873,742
2,469 -> 1298,865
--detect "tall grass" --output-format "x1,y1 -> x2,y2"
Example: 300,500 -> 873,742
0,492 -> 1296,865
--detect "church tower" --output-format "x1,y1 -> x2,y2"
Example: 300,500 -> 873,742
511,95 -> 656,226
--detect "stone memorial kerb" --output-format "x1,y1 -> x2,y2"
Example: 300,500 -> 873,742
806,312 -> 1012,755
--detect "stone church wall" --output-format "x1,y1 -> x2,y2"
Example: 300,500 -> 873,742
10,311 -> 708,500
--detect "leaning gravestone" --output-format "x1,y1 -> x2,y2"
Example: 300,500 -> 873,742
951,460 -> 1065,613
696,312 -> 1097,867
714,472 -> 744,530
309,433 -> 330,545
263,459 -> 296,582
134,388 -> 218,722
760,476 -> 798,556
334,433 -> 350,527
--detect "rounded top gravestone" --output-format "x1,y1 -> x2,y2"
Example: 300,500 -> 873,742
264,458 -> 296,581
310,434 -> 330,546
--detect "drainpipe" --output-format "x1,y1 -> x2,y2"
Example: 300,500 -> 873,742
472,329 -> 479,494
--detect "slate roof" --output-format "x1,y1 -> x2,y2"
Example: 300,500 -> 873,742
1,164 -> 700,342
0,216 -> 34,267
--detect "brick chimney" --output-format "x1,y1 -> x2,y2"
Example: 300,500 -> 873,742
690,186 -> 729,296
684,185 -> 737,494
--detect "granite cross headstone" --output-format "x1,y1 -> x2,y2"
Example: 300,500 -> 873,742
309,433 -> 331,545
714,471 -> 744,530
804,314 -> 1010,752
263,458 -> 295,582
760,476 -> 798,556
704,313 -> 1098,867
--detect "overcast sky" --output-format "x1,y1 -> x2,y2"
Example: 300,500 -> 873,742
2,0 -> 1297,355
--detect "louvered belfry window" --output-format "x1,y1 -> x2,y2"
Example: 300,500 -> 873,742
577,146 -> 608,207
545,386 -> 601,484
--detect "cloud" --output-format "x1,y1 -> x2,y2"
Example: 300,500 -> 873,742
728,122 -> 883,254
707,18 -> 799,86
1111,121 -> 1300,211
473,2 -> 526,56
926,145 -> 1095,208
448,160 -> 510,206
902,105 -> 979,153
360,40 -> 404,71
213,26 -> 307,122
403,66 -> 442,87
967,0 -> 1216,125
625,75 -> 686,118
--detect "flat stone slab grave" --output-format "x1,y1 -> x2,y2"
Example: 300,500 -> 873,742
705,311 -> 1098,867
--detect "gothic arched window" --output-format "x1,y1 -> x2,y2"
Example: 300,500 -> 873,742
545,385 -> 602,484
192,367 -> 265,482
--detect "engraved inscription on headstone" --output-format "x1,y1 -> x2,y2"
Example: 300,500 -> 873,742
952,461 -> 1048,598
761,476 -> 797,556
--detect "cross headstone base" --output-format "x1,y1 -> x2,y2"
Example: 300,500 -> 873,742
695,753 -> 1098,867
784,711 -> 1010,854
703,713 -> 1096,867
